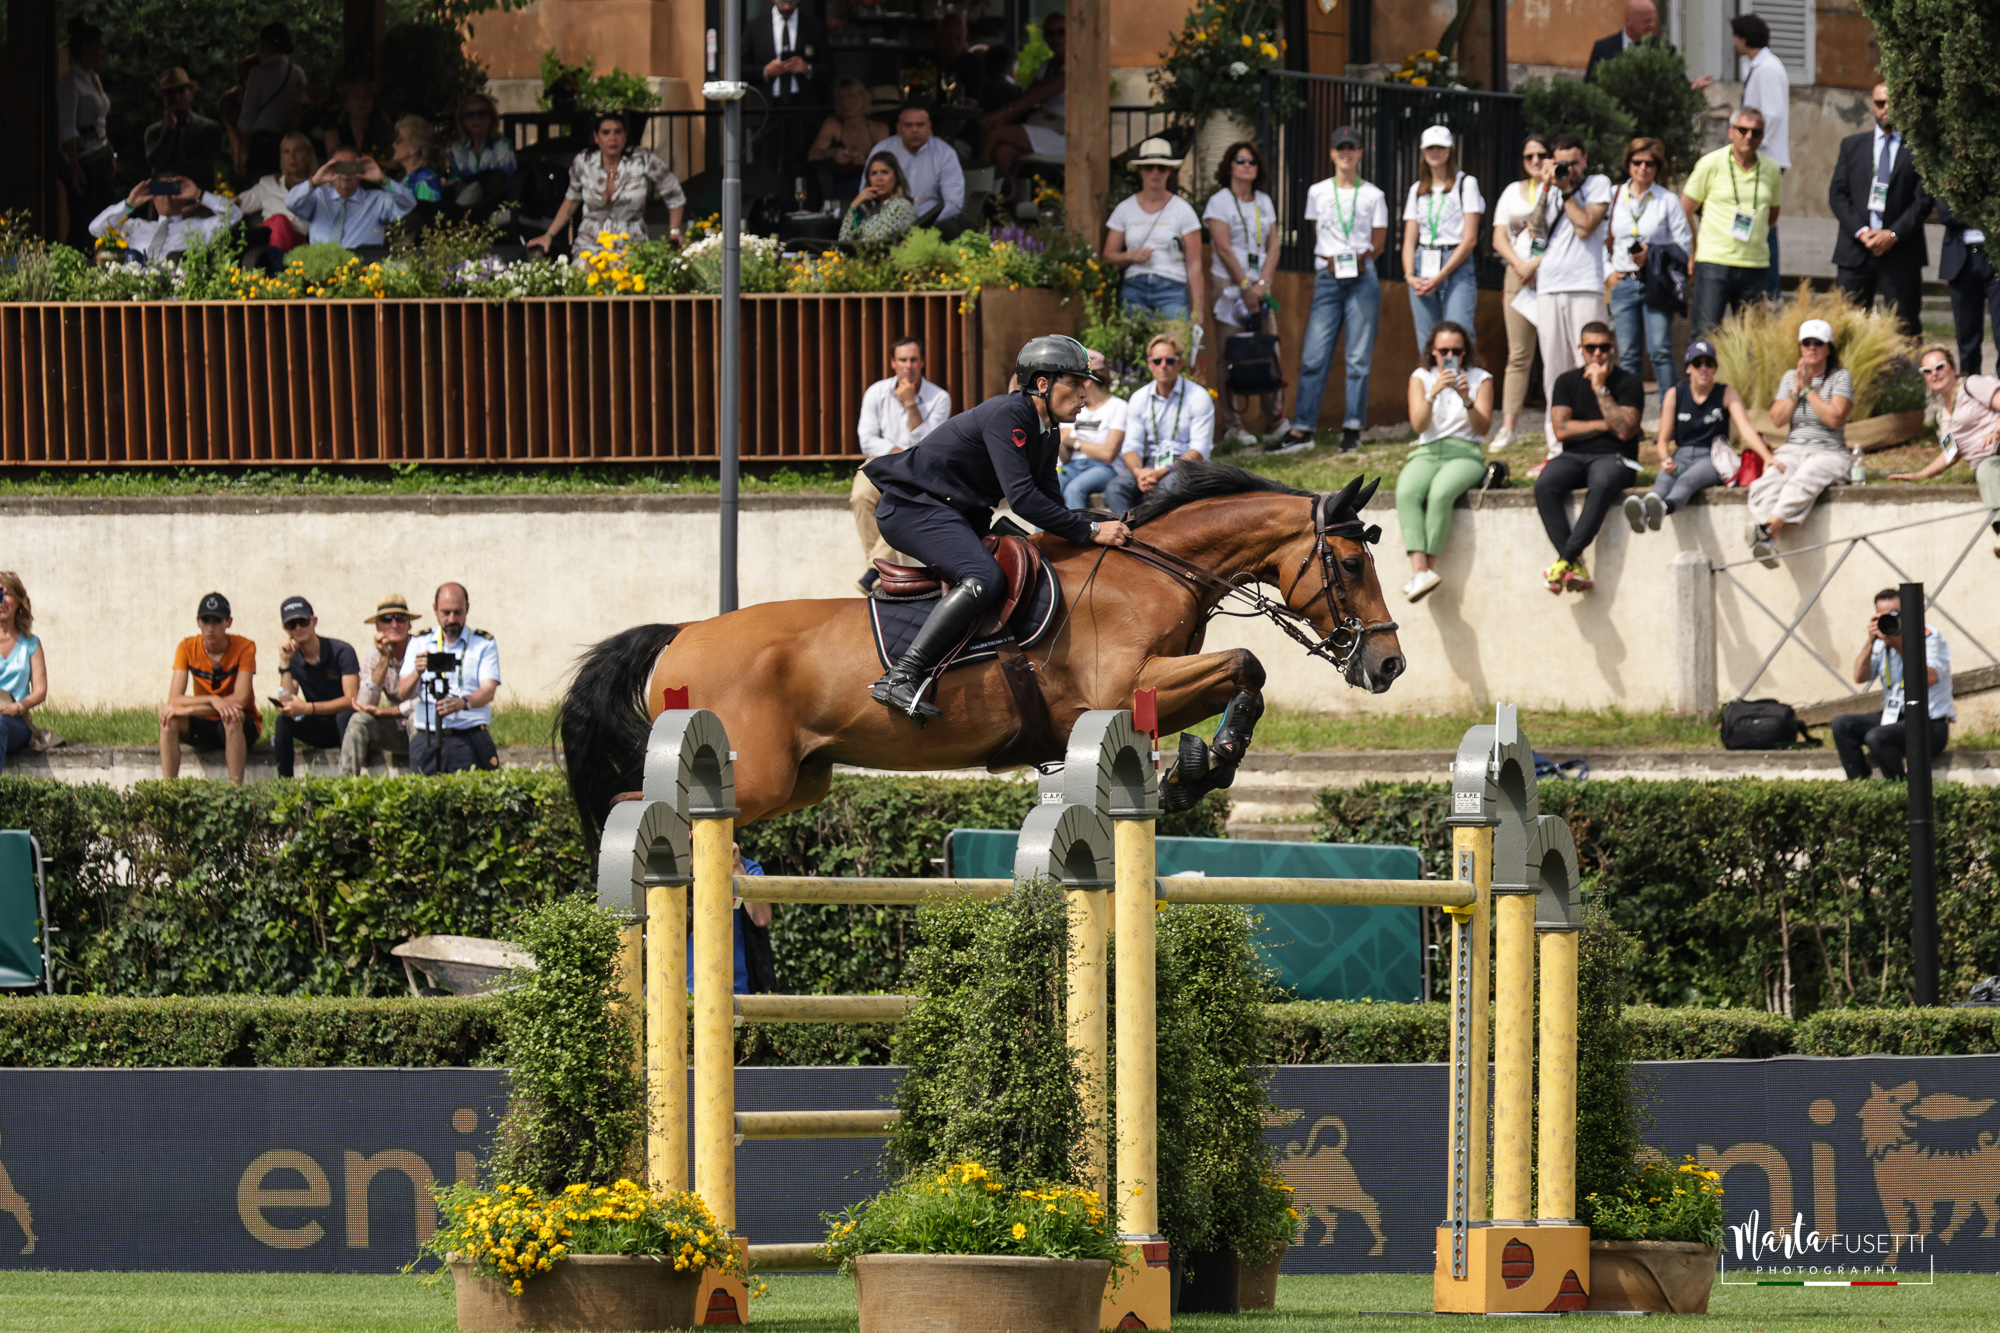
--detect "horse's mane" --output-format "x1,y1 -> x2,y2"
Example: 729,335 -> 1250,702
1125,459 -> 1312,526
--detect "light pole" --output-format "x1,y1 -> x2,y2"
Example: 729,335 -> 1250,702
704,1 -> 746,614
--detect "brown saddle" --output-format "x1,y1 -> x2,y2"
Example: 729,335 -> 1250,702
873,534 -> 1044,638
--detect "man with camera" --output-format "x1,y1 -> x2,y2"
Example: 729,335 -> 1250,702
396,582 -> 502,775
1831,588 -> 1953,781
1533,135 -> 1614,416
283,146 -> 416,254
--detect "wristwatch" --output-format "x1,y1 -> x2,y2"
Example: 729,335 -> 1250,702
1089,521 -> 1103,539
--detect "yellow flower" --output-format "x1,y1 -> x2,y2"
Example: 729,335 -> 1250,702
1240,33 -> 1253,47
1011,1223 -> 1027,1239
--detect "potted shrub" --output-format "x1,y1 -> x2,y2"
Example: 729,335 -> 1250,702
421,896 -> 748,1332
823,1160 -> 1128,1333
1585,1156 -> 1726,1314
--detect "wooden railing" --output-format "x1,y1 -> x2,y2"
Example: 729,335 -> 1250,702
0,292 -> 975,466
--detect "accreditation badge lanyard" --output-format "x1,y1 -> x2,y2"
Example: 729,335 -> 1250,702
1881,644 -> 1907,726
1728,156 -> 1762,245
1869,134 -> 1894,218
1233,190 -> 1265,281
1624,184 -> 1650,244
1330,183 -> 1361,279
1148,380 -> 1186,470
1416,182 -> 1448,279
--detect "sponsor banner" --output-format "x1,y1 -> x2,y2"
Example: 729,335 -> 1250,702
1,1057 -> 1994,1274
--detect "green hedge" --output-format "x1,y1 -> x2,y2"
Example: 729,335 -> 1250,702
1316,780 -> 2000,1015
0,771 -> 1225,1000
7,996 -> 1999,1066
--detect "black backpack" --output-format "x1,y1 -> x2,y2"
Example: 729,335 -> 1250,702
1224,332 -> 1283,395
1720,699 -> 1821,750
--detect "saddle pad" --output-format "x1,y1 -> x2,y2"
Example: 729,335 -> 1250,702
869,560 -> 1061,672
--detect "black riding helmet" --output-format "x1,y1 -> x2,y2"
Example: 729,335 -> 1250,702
1014,334 -> 1104,398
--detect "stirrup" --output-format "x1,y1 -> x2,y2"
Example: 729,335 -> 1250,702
870,671 -> 942,721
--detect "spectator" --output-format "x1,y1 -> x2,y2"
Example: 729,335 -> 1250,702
1745,318 -> 1853,565
342,594 -> 419,776
1606,137 -> 1693,393
143,67 -> 225,189
236,22 -> 306,180
1059,348 -> 1127,509
321,77 -> 394,160
390,115 -> 447,229
885,105 -> 966,236
398,583 -> 501,775
237,131 -> 318,252
688,845 -> 774,996
1829,82 -> 1929,339
1487,133 -> 1555,453
1107,334 -> 1214,510
1533,134 -> 1613,429
979,10 -> 1066,170
838,152 -> 917,246
58,19 -> 115,255
529,112 -> 685,256
1401,125 -> 1483,355
160,592 -> 258,784
852,336 -> 949,588
808,78 -> 891,198
1204,140 -> 1286,446
448,93 -> 518,217
0,573 -> 46,776
1585,0 -> 1660,82
742,0 -> 830,106
285,148 -> 416,253
1535,321 -> 1643,593
1734,14 -> 1790,298
931,12 -> 987,98
977,43 -> 1022,114
1682,107 -> 1782,339
1936,199 -> 2000,377
1889,346 -> 2000,558
1626,338 -> 1770,534
1280,126 -> 1387,454
1832,588 -> 1952,781
271,596 -> 359,780
89,175 -> 240,264
1398,321 -> 1493,603
1104,139 -> 1205,320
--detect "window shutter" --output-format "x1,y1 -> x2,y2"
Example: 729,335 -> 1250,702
1743,0 -> 1816,86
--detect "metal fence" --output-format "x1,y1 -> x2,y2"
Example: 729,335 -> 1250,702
1259,71 -> 1524,287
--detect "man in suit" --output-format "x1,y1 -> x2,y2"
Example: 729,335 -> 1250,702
1586,0 -> 1714,89
742,0 -> 831,106
1937,198 -> 2000,377
1829,82 -> 1931,338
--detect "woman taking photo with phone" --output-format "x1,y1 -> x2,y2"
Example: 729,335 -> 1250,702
1606,137 -> 1693,395
1397,321 -> 1493,602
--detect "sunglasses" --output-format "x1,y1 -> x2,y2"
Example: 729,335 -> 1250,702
284,618 -> 311,630
1581,342 -> 1615,355
1149,356 -> 1180,366
1333,143 -> 1361,153
1627,158 -> 1659,169
1523,151 -> 1550,162
1688,358 -> 1717,370
1799,338 -> 1827,348
378,613 -> 412,624
1731,125 -> 1764,139
1921,362 -> 1953,377
1232,155 -> 1257,166
1872,98 -> 1889,108
0,589 -> 11,602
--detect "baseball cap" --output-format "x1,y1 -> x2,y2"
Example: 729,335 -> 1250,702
197,592 -> 230,620
1798,318 -> 1835,344
1684,340 -> 1718,364
280,595 -> 315,625
1420,125 -> 1453,150
1331,125 -> 1363,150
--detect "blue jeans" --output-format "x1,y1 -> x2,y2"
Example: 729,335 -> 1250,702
1608,274 -> 1676,392
1690,262 -> 1768,339
1409,262 -> 1477,355
1122,273 -> 1190,319
1649,451 -> 1725,514
0,714 -> 28,774
1293,264 -> 1382,431
1763,208 -> 1782,300
1102,460 -> 1184,514
1060,458 -> 1118,509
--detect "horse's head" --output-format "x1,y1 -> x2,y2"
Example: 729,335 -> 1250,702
1284,476 -> 1405,693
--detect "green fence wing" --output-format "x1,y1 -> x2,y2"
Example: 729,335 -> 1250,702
0,830 -> 47,988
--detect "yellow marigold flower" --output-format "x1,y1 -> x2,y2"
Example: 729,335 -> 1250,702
1012,1223 -> 1027,1239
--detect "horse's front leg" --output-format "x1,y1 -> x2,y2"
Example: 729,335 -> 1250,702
1133,650 -> 1266,811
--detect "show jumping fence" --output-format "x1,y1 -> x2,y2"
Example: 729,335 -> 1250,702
596,700 -> 1585,1325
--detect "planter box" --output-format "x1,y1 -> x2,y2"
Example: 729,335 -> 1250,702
853,1253 -> 1112,1333
1754,408 -> 1924,454
0,293 -> 973,467
1176,1241 -> 1286,1313
452,1255 -> 704,1331
977,287 -> 1081,401
1586,1239 -> 1719,1314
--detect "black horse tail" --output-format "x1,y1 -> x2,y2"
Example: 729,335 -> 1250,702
560,622 -> 682,851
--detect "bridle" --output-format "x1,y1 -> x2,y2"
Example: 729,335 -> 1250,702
1114,493 -> 1400,677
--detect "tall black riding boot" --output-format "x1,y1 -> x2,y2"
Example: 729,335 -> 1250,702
870,576 -> 990,720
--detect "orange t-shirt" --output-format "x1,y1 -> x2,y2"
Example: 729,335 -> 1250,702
173,634 -> 260,731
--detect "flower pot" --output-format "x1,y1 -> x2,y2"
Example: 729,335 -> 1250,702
854,1253 -> 1113,1333
452,1256 -> 704,1332
1175,1247 -> 1238,1314
1755,408 -> 1923,454
1586,1239 -> 1719,1314
1237,1241 -> 1287,1310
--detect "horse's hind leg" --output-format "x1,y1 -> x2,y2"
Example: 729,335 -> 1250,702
1134,650 -> 1267,811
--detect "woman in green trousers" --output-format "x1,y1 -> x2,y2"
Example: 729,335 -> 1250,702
1397,320 -> 1493,602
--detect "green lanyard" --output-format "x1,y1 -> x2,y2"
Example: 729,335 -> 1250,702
1149,379 -> 1186,461
1330,182 -> 1359,243
1728,155 -> 1762,214
1623,184 -> 1650,239
1422,183 -> 1446,245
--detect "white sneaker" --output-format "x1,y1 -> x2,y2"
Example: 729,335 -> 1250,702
1406,569 -> 1443,602
1622,494 -> 1647,534
1488,427 -> 1514,453
1226,428 -> 1258,450
1641,492 -> 1666,531
1272,434 -> 1317,455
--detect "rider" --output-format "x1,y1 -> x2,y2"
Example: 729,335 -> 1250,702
864,334 -> 1134,718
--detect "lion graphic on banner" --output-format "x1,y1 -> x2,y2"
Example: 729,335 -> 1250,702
1277,1115 -> 1387,1256
0,1123 -> 35,1255
1858,1081 -> 2000,1245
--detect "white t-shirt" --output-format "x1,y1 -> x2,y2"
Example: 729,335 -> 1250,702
1490,179 -> 1546,251
1201,187 -> 1278,281
1068,394 -> 1129,459
1107,193 -> 1204,285
1740,47 -> 1791,170
1607,180 -> 1695,272
1403,173 -> 1485,249
1305,178 -> 1388,260
1411,366 -> 1492,445
1536,174 -> 1613,294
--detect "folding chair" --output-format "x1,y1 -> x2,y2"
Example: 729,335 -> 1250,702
0,830 -> 52,994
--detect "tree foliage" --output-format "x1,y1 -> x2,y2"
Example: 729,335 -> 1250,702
1863,0 -> 2000,237
1591,41 -> 1712,184
1520,77 -> 1634,178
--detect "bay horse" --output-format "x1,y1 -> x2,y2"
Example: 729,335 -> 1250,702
560,464 -> 1403,835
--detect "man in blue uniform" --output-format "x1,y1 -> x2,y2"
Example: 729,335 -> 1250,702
863,335 -> 1133,718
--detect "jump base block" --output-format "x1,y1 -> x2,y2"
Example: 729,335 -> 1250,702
1433,1224 -> 1590,1313
1101,1241 -> 1172,1329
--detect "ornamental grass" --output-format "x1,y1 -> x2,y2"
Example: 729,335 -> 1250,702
820,1160 -> 1130,1272
1711,284 -> 1916,419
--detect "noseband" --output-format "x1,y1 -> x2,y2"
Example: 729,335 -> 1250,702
1280,493 -> 1401,674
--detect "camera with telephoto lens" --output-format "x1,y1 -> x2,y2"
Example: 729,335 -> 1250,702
1878,612 -> 1901,639
1553,160 -> 1579,183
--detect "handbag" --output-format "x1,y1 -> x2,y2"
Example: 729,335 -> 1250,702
1720,698 -> 1820,750
1224,332 -> 1283,395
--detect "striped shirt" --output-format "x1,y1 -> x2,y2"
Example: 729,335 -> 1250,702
1776,368 -> 1854,452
